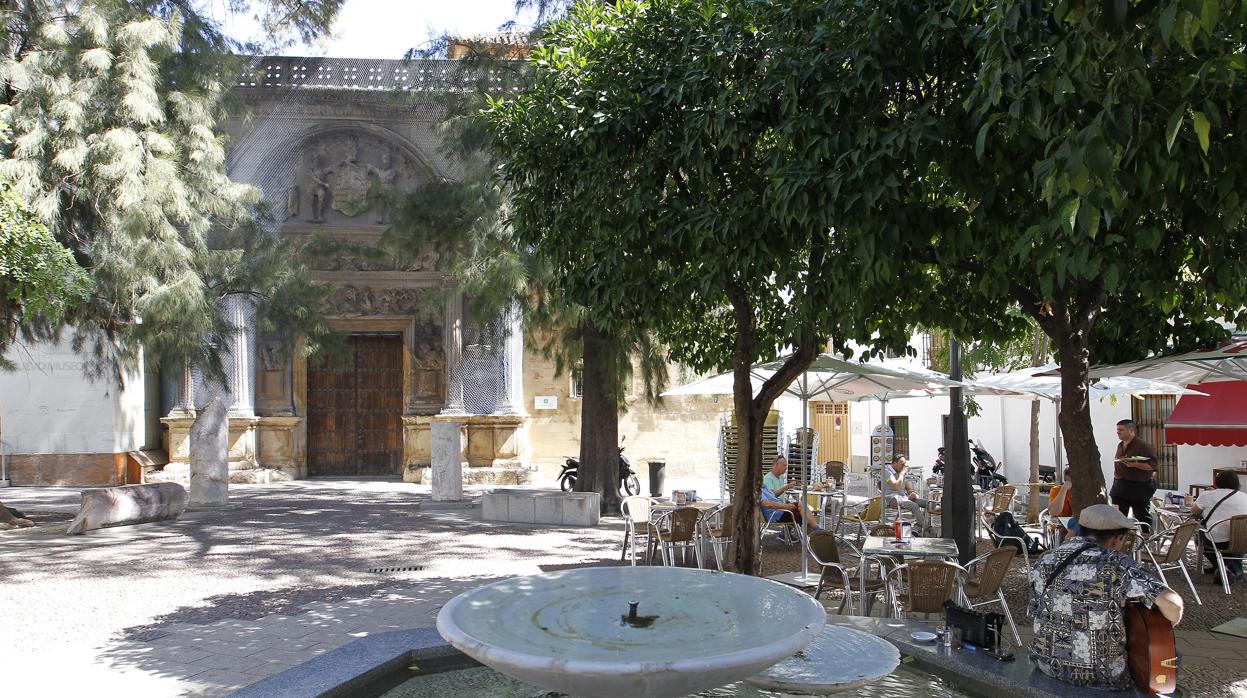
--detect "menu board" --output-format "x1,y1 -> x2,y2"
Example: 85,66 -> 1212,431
870,424 -> 895,476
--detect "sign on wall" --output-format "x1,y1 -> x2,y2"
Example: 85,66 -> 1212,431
534,396 -> 558,410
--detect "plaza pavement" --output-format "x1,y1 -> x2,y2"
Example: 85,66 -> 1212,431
2,478 -> 1246,697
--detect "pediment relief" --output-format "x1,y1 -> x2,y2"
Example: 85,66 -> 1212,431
286,132 -> 424,226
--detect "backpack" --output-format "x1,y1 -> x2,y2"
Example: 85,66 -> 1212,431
992,511 -> 1044,555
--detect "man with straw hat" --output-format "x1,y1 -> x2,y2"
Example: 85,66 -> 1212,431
1027,504 -> 1184,690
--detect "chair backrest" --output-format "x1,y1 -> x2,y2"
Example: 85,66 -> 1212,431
712,504 -> 735,530
869,524 -> 895,538
969,547 -> 1015,598
1120,530 -> 1138,556
1159,520 -> 1200,564
621,496 -> 652,523
826,461 -> 846,486
990,485 -> 1016,512
903,560 -> 961,614
1227,515 -> 1247,554
804,492 -> 822,511
664,507 -> 700,542
807,531 -> 842,567
863,496 -> 883,521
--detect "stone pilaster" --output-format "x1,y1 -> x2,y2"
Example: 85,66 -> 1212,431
441,292 -> 466,415
494,302 -> 523,415
222,293 -> 256,418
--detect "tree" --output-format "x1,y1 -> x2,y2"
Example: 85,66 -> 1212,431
788,0 -> 1247,515
385,24 -> 667,516
0,1 -> 340,514
487,0 -> 914,573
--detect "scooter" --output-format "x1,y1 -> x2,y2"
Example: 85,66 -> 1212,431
970,439 -> 1008,490
559,437 -> 641,496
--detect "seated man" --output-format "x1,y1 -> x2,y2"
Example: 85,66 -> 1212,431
761,455 -> 818,540
1191,470 -> 1247,582
884,456 -> 929,535
1029,505 -> 1184,690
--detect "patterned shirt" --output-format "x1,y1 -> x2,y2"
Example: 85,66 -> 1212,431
1027,537 -> 1168,690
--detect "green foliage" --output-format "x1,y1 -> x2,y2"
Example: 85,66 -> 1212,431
0,183 -> 90,362
0,1 -> 339,380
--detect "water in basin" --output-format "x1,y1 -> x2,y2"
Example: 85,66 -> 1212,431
380,664 -> 974,698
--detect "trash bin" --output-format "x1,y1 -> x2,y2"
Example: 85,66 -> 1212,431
647,460 -> 666,497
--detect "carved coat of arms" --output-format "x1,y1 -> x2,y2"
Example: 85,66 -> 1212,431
328,158 -> 371,217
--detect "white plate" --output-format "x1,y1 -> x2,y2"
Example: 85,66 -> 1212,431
910,631 -> 937,643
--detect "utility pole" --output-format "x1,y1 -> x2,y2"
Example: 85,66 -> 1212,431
943,337 -> 975,564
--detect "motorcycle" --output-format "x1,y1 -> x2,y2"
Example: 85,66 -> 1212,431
559,436 -> 641,496
970,439 -> 1008,490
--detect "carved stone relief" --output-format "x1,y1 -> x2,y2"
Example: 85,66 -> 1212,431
311,249 -> 442,273
292,132 -> 420,226
413,318 -> 445,403
320,285 -> 428,317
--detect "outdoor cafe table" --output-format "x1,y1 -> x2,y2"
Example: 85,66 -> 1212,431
858,535 -> 961,615
802,489 -> 868,529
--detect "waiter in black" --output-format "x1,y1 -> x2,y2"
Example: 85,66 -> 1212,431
1110,418 -> 1158,532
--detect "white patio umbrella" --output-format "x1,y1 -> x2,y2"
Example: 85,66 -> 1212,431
976,365 -> 1207,479
664,353 -> 969,587
1080,335 -> 1247,383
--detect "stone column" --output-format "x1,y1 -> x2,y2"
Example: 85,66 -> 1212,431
170,360 -> 196,417
431,419 -> 464,501
221,293 -> 256,418
494,303 -> 523,415
432,292 -> 466,500
189,397 -> 229,506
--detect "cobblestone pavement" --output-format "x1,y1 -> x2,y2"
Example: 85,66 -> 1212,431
0,480 -> 641,696
3,480 -> 1246,697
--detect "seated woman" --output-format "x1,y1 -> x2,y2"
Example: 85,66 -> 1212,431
761,455 -> 819,539
1048,469 -> 1079,542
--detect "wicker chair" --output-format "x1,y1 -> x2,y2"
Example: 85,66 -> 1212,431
885,559 -> 964,620
701,503 -> 735,571
1142,519 -> 1202,604
825,460 -> 846,487
620,495 -> 658,566
962,546 -> 1021,645
807,531 -> 891,616
653,507 -> 703,568
1205,514 -> 1247,595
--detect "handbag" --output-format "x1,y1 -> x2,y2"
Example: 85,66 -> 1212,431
942,600 -> 1002,652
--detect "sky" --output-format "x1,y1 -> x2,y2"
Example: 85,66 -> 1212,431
218,0 -> 539,59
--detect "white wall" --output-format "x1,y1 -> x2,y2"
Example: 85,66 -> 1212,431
0,341 -> 145,454
1174,444 -> 1247,493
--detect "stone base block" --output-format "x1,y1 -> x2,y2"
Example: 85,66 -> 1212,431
462,466 -> 534,486
146,466 -> 297,486
481,489 -> 601,527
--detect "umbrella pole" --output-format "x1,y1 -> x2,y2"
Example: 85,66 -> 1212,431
1054,398 -> 1064,484
801,383 -> 811,582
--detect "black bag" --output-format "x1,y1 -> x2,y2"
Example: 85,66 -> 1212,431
992,511 -> 1043,555
943,600 -> 1003,652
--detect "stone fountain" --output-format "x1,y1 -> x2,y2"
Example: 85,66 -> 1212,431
436,566 -> 826,698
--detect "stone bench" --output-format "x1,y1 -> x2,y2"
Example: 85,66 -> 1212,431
481,489 -> 600,527
66,482 -> 188,534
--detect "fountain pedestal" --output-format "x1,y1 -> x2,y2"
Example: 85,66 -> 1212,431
436,566 -> 825,698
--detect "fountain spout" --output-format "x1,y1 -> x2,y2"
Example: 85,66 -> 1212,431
621,599 -> 657,628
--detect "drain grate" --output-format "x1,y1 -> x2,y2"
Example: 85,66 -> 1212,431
367,565 -> 426,573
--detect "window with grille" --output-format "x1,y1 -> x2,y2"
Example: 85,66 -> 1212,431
1134,395 -> 1178,489
889,416 -> 911,459
569,362 -> 584,400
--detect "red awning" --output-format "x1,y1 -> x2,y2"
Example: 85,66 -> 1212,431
1165,382 -> 1247,447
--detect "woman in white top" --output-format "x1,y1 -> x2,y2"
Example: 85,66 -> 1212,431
1192,470 -> 1247,578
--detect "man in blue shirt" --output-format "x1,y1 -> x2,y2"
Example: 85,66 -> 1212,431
761,456 -> 819,539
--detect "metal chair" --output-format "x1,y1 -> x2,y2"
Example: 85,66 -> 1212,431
620,495 -> 657,566
961,547 -> 1022,645
825,460 -> 846,487
653,507 -> 703,568
885,559 -> 965,620
760,507 -> 802,547
838,495 -> 884,542
1142,519 -> 1202,604
806,531 -> 890,616
701,503 -> 735,571
1205,515 -> 1247,595
980,509 -> 1034,577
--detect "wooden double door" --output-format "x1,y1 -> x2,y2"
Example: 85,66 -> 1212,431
307,334 -> 404,476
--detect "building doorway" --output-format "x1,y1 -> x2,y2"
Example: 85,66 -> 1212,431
307,333 -> 404,476
811,402 -> 852,468
1133,395 -> 1178,490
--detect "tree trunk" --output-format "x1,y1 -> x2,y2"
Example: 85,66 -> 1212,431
1027,329 -> 1047,523
1055,332 -> 1107,514
724,287 -> 818,575
943,338 -> 975,564
577,322 -> 622,516
0,500 -> 33,530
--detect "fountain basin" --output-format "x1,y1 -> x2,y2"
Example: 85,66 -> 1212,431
435,566 -> 825,698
